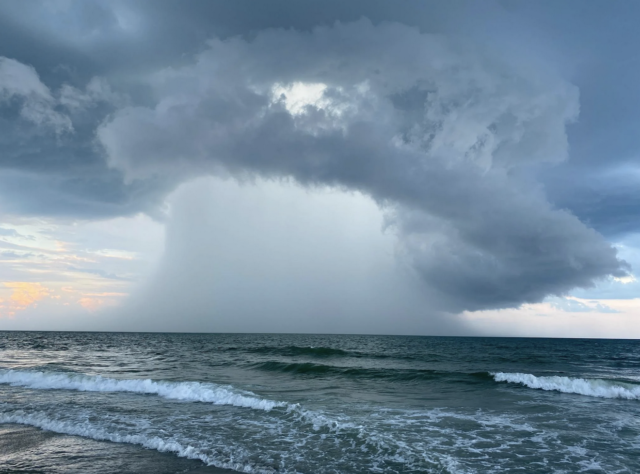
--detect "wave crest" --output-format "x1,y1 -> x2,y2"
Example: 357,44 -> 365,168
0,412 -> 271,473
0,369 -> 284,411
492,372 -> 640,399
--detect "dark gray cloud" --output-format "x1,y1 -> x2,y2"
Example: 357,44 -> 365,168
96,19 -> 626,312
0,51 -> 171,219
1,0 -> 637,226
0,0 -> 636,317
503,1 -> 640,239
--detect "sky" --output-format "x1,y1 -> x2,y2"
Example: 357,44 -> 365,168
0,0 -> 639,337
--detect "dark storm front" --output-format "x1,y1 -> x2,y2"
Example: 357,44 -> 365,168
0,333 -> 639,473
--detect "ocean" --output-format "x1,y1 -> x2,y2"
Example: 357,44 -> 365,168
0,332 -> 638,473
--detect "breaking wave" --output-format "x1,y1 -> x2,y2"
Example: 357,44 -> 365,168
0,412 -> 272,473
492,372 -> 640,399
0,369 -> 284,411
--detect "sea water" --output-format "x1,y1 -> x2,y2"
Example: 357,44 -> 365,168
0,332 -> 639,473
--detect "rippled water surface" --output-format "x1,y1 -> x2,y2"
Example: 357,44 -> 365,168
0,332 -> 639,473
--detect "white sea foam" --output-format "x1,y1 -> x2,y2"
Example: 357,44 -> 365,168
0,402 -> 622,474
492,372 -> 640,399
0,368 -> 372,435
0,412 -> 273,474
0,369 -> 284,411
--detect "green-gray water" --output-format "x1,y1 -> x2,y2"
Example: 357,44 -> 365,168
1,332 -> 639,473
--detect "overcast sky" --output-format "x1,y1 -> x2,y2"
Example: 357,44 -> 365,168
1,0 -> 640,337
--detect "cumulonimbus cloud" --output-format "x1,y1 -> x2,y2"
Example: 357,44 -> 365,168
96,19 -> 628,312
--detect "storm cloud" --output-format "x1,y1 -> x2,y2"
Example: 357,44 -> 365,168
0,0 -> 637,327
95,20 -> 626,312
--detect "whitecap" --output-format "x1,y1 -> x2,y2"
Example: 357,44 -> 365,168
0,411 -> 273,474
492,372 -> 640,399
0,369 -> 284,411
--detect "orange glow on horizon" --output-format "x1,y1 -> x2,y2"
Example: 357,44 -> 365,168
0,282 -> 52,317
5,282 -> 50,308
